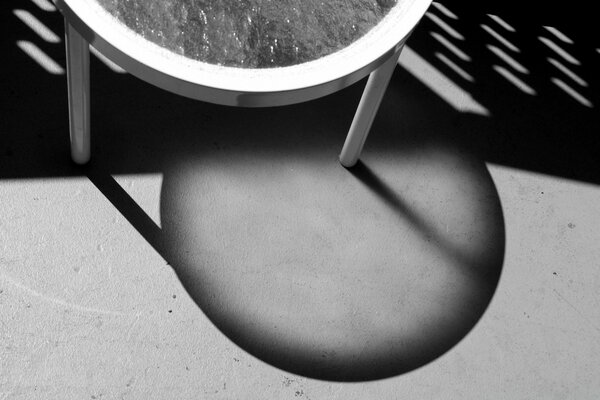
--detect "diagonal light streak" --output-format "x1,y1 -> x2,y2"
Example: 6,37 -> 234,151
487,14 -> 515,32
435,52 -> 474,82
398,46 -> 489,115
13,9 -> 60,43
431,2 -> 458,19
551,78 -> 593,108
30,0 -> 56,12
493,65 -> 536,95
90,45 -> 126,73
547,58 -> 587,87
487,45 -> 528,74
16,40 -> 64,74
539,37 -> 580,65
543,26 -> 574,44
481,24 -> 520,53
425,12 -> 464,40
430,31 -> 471,61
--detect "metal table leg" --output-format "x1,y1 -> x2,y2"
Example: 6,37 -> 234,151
65,20 -> 90,164
339,43 -> 405,168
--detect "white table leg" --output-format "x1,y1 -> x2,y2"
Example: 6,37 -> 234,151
65,20 -> 90,164
339,43 -> 405,168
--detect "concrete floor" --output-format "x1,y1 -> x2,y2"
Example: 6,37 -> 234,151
2,0 -> 600,398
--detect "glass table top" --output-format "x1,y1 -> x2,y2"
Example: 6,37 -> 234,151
95,0 -> 397,68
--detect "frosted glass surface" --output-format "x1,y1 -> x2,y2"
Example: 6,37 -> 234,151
95,0 -> 397,68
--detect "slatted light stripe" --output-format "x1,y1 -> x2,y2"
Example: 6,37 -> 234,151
487,45 -> 529,74
547,58 -> 587,87
16,40 -> 64,74
493,65 -> 536,95
543,26 -> 574,44
538,37 -> 580,65
551,78 -> 593,107
430,2 -> 458,19
13,9 -> 60,43
435,52 -> 474,82
481,24 -> 520,53
425,12 -> 465,40
90,45 -> 126,73
430,32 -> 471,61
487,14 -> 515,32
30,0 -> 56,12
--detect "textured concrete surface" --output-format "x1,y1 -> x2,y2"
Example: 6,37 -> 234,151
2,0 -> 600,398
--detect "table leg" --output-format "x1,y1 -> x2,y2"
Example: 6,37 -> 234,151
65,20 -> 90,164
339,44 -> 405,168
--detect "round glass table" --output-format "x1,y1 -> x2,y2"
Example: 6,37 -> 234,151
53,0 -> 432,164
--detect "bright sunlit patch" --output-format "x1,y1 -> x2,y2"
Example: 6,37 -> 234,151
90,45 -> 126,73
487,14 -> 515,32
16,40 -> 64,74
551,78 -> 593,108
431,2 -> 458,19
398,46 -> 489,115
30,0 -> 56,12
543,26 -> 574,44
547,58 -> 587,87
13,9 -> 60,43
481,24 -> 520,53
493,65 -> 536,95
487,45 -> 528,74
539,37 -> 580,65
435,52 -> 474,82
425,12 -> 464,40
430,31 -> 471,61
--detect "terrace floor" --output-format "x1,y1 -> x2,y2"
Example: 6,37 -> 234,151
1,0 -> 599,398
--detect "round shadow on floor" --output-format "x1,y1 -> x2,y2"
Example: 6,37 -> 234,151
159,116 -> 505,381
